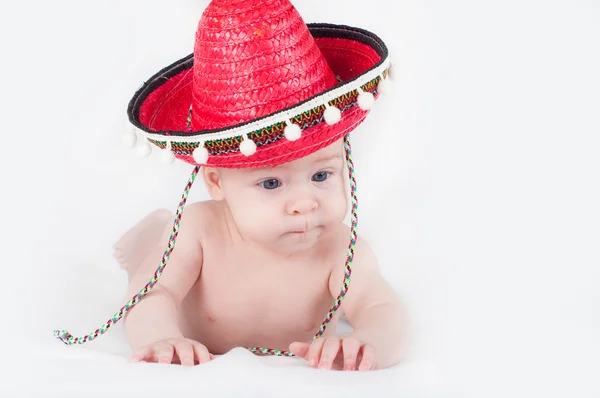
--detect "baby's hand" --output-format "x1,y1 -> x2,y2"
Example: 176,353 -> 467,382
289,335 -> 376,371
129,337 -> 214,366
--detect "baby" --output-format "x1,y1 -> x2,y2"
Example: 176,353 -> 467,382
114,137 -> 408,371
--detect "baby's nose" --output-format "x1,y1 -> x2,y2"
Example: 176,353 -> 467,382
286,195 -> 318,215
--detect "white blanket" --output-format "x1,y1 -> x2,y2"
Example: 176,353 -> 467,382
8,320 -> 451,398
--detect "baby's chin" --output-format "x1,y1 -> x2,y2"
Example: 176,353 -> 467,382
271,241 -> 321,257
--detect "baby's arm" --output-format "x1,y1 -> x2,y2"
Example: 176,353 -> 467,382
328,235 -> 409,369
122,205 -> 204,359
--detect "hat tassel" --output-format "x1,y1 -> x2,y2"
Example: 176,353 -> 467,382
377,75 -> 391,95
323,104 -> 341,125
240,134 -> 257,156
135,139 -> 152,158
159,140 -> 176,164
357,87 -> 375,110
122,126 -> 138,148
193,142 -> 209,164
284,119 -> 302,141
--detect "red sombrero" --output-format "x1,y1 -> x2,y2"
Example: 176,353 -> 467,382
123,0 -> 392,168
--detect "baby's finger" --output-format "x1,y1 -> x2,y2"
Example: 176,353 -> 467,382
288,342 -> 310,359
307,337 -> 326,368
174,341 -> 195,366
318,336 -> 341,370
341,336 -> 361,371
358,344 -> 376,371
129,347 -> 152,363
154,344 -> 175,364
191,341 -> 212,364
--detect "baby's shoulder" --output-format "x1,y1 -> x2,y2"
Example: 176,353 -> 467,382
185,200 -> 223,219
326,224 -> 379,295
178,200 -> 226,238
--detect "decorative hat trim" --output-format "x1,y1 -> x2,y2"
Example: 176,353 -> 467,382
134,57 -> 389,145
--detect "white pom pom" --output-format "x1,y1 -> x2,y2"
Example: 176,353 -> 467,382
377,77 -> 391,95
160,150 -> 175,164
193,145 -> 209,164
357,89 -> 375,110
284,122 -> 302,141
323,106 -> 341,125
239,137 -> 257,156
387,64 -> 395,81
122,127 -> 137,148
159,142 -> 175,164
135,140 -> 152,157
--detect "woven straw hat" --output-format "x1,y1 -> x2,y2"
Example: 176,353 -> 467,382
124,0 -> 392,168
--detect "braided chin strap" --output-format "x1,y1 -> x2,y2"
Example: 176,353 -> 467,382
54,134 -> 358,357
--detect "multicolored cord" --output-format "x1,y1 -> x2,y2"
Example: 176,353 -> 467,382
54,134 -> 358,357
53,169 -> 200,345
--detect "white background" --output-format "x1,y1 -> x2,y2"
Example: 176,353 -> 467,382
1,0 -> 599,396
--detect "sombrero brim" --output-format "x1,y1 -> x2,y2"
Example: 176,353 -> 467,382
127,23 -> 391,168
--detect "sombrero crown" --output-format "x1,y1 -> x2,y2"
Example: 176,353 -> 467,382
125,0 -> 391,168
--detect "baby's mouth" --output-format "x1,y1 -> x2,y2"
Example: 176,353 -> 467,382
291,219 -> 313,234
288,218 -> 321,235
289,224 -> 319,234
289,227 -> 306,233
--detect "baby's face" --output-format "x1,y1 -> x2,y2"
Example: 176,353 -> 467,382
209,139 -> 349,254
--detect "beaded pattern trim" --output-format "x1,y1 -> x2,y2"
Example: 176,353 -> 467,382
142,61 -> 390,158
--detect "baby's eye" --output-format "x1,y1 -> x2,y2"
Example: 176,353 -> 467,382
312,171 -> 329,182
259,179 -> 282,190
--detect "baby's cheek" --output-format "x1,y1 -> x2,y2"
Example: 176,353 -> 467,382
239,204 -> 282,239
324,192 -> 349,225
338,181 -> 351,219
343,190 -> 351,217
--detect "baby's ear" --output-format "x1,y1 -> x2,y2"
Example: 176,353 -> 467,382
202,167 -> 225,201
